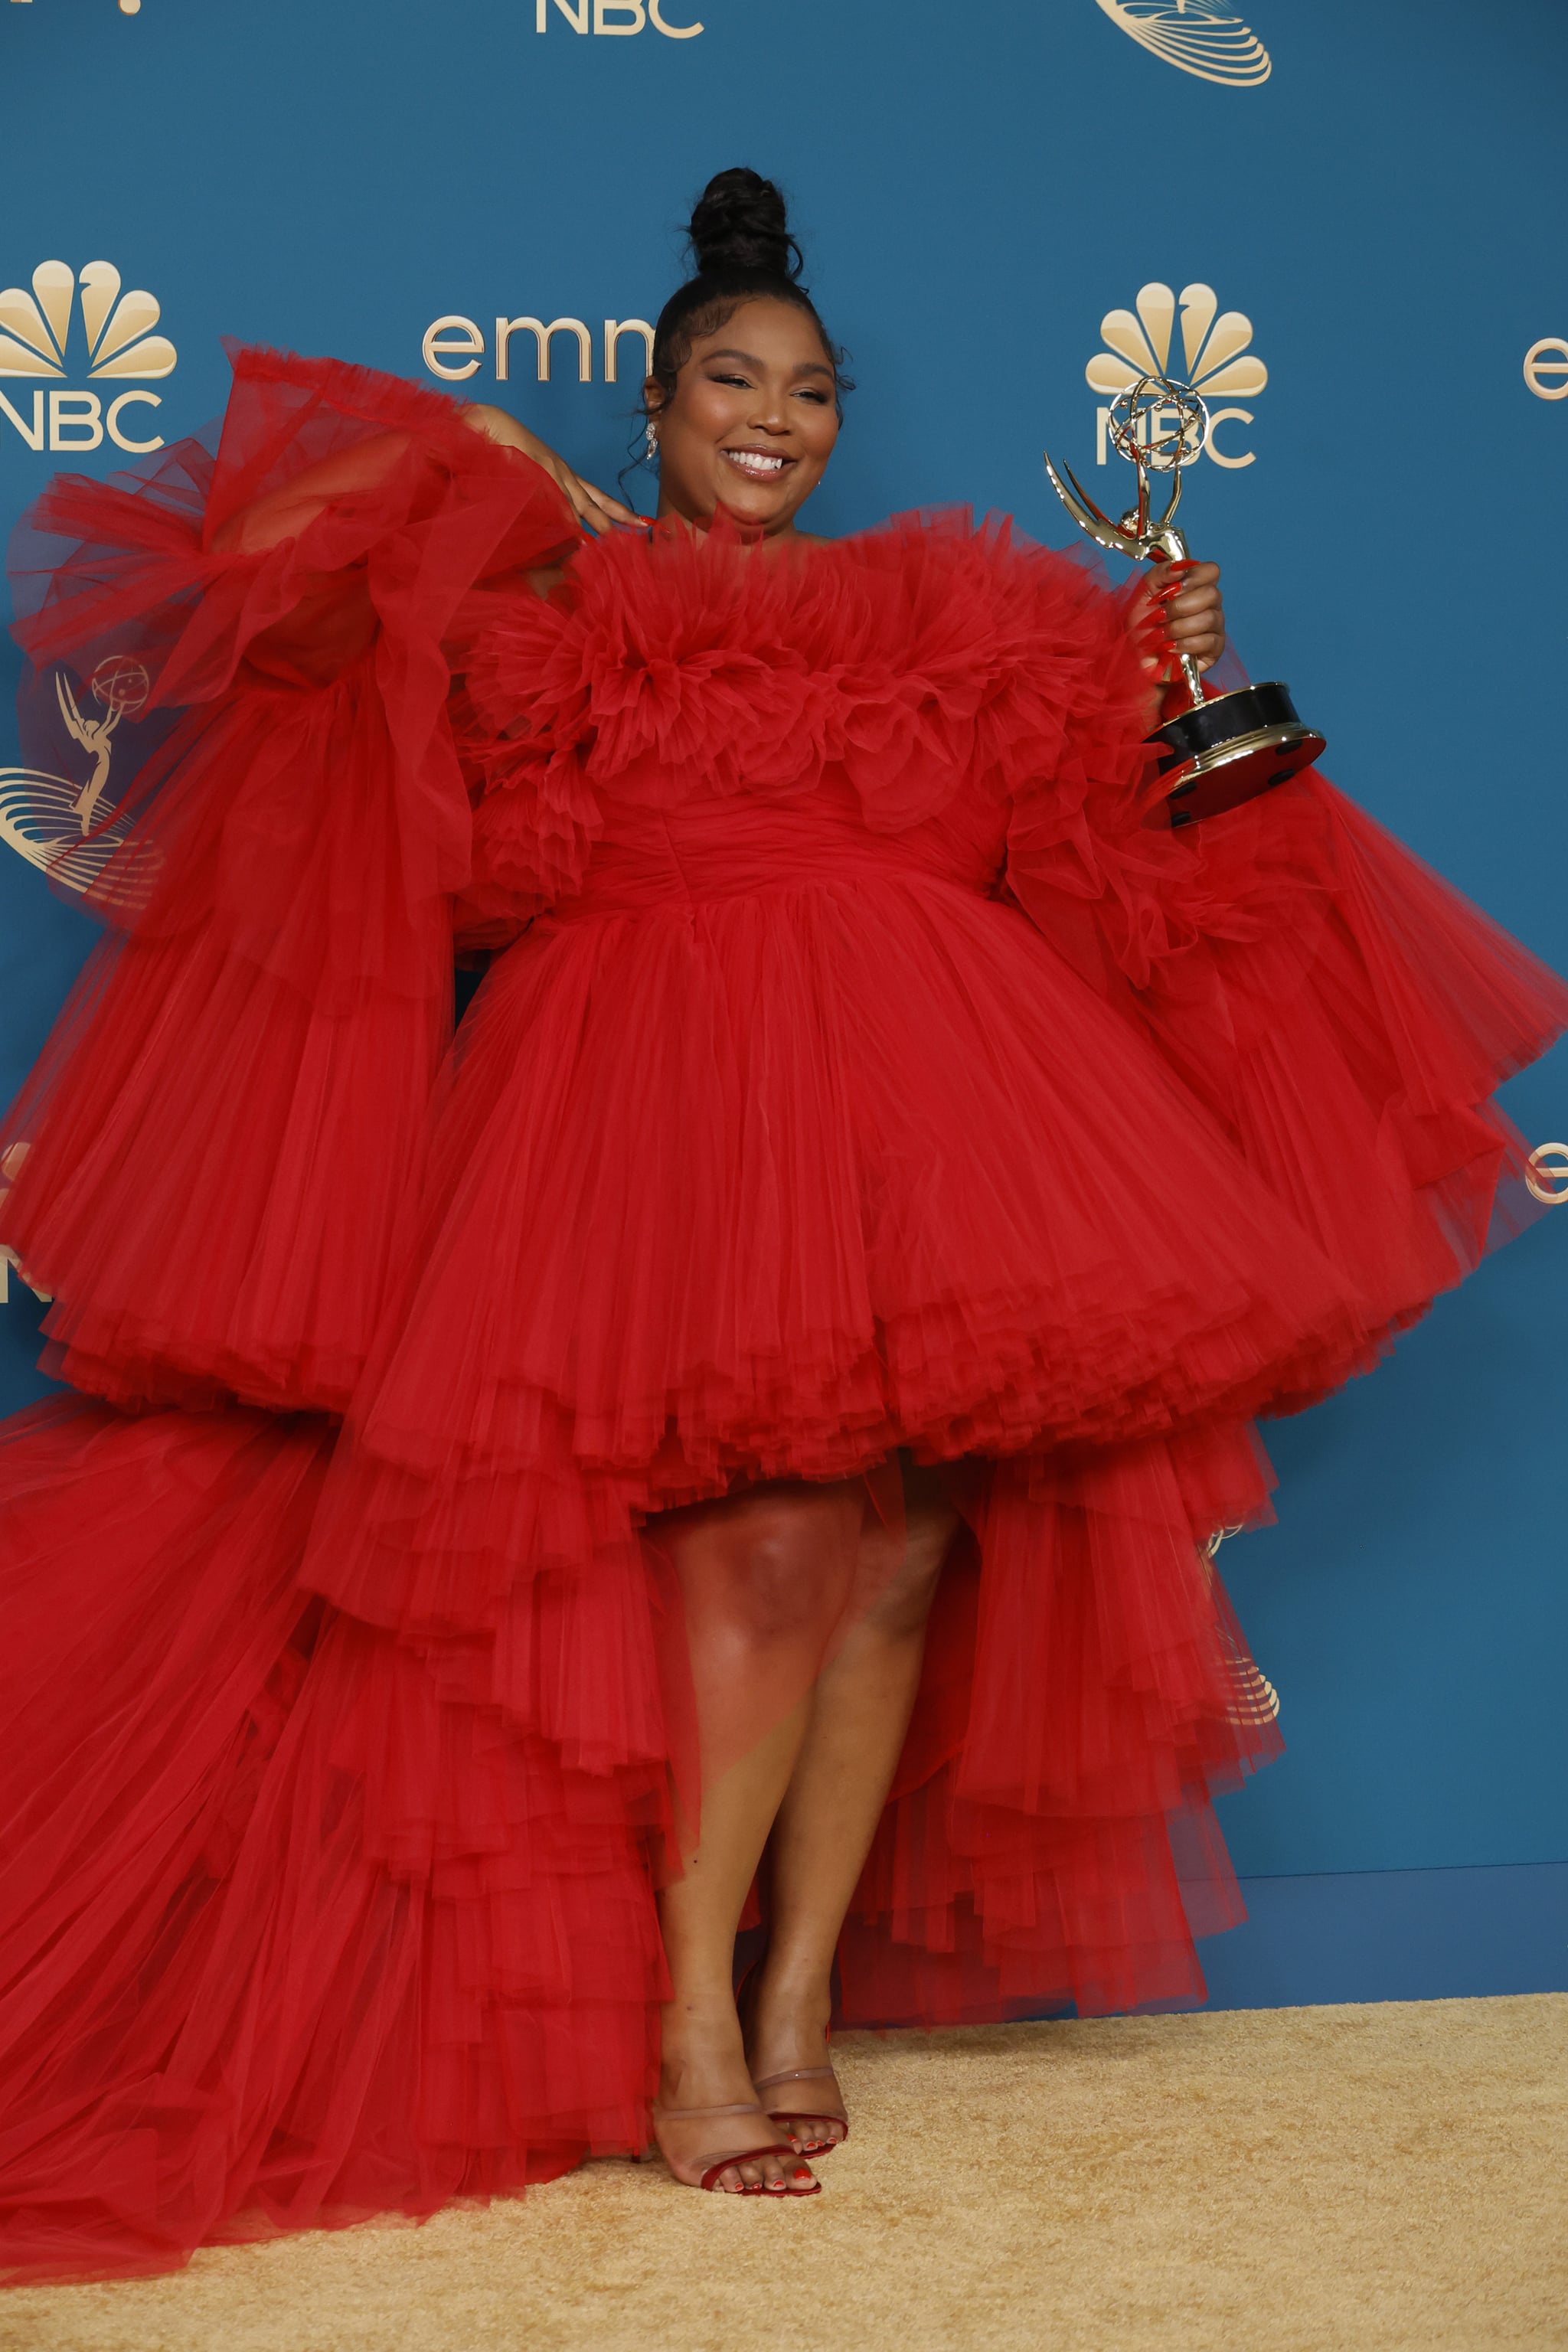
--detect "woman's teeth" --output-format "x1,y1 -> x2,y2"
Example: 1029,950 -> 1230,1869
724,449 -> 789,479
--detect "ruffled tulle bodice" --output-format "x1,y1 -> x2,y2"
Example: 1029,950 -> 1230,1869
454,512 -> 1088,936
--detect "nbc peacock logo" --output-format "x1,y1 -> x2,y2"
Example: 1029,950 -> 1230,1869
1087,283 -> 1266,469
0,261 -> 175,455
1093,0 -> 1271,87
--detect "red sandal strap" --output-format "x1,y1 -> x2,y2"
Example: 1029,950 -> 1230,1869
653,2102 -> 817,2192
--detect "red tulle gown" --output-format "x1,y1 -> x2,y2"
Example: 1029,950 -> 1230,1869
0,349 -> 1563,2282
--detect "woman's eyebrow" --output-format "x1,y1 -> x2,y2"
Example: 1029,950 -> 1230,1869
703,348 -> 835,381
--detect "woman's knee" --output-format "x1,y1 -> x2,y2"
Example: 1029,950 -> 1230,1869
866,1502 -> 961,1638
661,1481 -> 864,1654
734,1489 -> 864,1642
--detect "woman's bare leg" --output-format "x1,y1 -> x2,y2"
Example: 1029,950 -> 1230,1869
744,1462 -> 962,2147
649,1478 -> 865,2192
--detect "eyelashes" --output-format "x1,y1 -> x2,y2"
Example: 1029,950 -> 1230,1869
707,374 -> 830,403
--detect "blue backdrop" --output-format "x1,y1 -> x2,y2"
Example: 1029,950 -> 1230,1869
2,0 -> 1565,2001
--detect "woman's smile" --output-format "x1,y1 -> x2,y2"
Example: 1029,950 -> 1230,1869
722,446 -> 794,480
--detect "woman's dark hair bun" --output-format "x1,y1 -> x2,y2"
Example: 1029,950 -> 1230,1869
688,166 -> 803,283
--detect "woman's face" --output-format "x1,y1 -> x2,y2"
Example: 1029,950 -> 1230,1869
647,296 -> 840,537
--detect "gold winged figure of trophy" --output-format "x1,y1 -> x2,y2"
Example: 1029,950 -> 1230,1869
1044,371 -> 1323,825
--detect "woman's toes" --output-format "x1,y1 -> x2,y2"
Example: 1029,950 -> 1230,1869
760,2153 -> 817,2195
691,2148 -> 817,2195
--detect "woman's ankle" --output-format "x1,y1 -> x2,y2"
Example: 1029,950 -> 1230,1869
658,1988 -> 751,2096
746,1951 -> 835,2042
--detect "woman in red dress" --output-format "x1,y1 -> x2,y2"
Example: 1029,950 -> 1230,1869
1,165 -> 1563,2261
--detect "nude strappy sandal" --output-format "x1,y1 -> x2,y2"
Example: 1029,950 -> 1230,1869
750,2066 -> 850,2159
735,1958 -> 850,2159
651,2099 -> 821,2196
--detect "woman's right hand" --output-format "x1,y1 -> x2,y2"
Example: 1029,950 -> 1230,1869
464,403 -> 647,536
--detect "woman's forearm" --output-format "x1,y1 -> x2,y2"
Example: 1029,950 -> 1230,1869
209,431 -> 413,556
465,401 -> 645,537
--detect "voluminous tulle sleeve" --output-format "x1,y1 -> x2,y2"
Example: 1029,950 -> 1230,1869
998,539 -> 1568,1404
0,347 -> 577,1415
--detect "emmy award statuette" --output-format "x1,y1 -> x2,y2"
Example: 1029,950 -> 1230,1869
1044,373 -> 1325,825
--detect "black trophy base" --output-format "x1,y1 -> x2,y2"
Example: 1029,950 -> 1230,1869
1147,681 -> 1326,828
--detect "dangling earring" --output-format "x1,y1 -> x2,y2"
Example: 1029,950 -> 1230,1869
645,422 -> 659,460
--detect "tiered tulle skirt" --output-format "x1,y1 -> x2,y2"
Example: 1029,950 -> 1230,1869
5,816 -> 1561,2280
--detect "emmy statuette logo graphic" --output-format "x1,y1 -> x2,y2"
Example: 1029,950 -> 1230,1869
0,655 -> 158,904
0,261 -> 175,454
1088,283 -> 1266,468
0,653 -> 158,1307
1093,0 -> 1270,87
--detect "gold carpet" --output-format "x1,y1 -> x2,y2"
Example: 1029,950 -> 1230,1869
4,1994 -> 1564,2352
